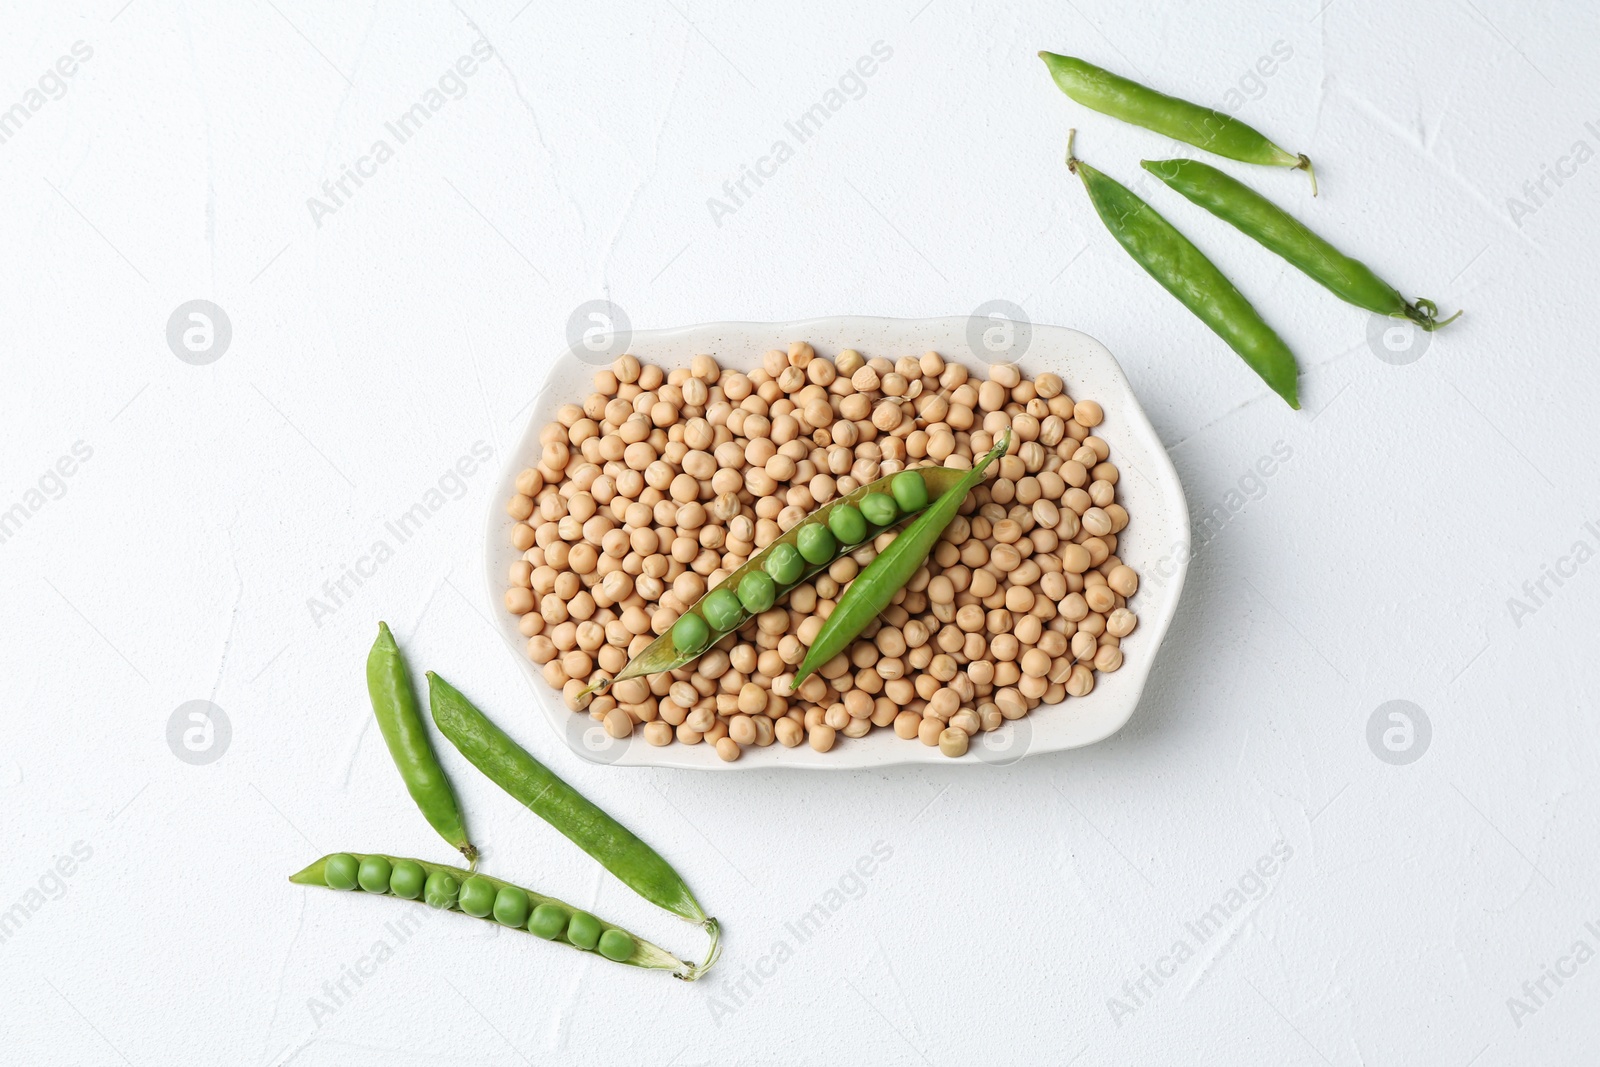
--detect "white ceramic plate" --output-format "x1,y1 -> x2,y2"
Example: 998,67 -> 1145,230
485,317 -> 1188,770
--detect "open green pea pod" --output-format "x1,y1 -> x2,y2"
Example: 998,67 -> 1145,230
291,851 -> 708,978
580,464 -> 976,699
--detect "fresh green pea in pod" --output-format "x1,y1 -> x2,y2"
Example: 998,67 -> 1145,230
528,903 -> 568,940
737,570 -> 776,613
459,875 -> 497,917
357,855 -> 393,894
389,859 -> 426,900
290,853 -> 704,978
567,911 -> 603,950
700,588 -> 745,632
325,853 -> 361,891
891,471 -> 928,512
764,542 -> 804,585
828,505 -> 868,545
796,523 -> 837,565
493,886 -> 532,928
670,612 -> 711,656
859,492 -> 899,527
598,928 -> 636,962
424,870 -> 459,909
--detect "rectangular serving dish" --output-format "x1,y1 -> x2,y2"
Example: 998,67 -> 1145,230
484,317 -> 1188,769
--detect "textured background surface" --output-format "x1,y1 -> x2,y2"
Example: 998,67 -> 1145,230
2,0 -> 1596,1064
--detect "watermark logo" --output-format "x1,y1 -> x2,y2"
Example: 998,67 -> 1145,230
167,300 -> 232,365
0,840 -> 94,947
1366,313 -> 1431,366
566,710 -> 626,765
167,700 -> 231,765
1366,700 -> 1430,765
972,715 -> 1032,766
707,841 -> 894,1024
965,299 -> 1032,369
1506,918 -> 1600,1029
565,300 -> 632,367
1506,519 -> 1600,628
705,41 -> 894,228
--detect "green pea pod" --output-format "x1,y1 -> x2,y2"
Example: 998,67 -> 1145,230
1067,134 -> 1301,409
794,430 -> 1013,685
427,673 -> 721,959
581,465 -> 973,700
368,622 -> 476,863
289,852 -> 713,978
1040,52 -> 1316,194
1141,157 -> 1460,331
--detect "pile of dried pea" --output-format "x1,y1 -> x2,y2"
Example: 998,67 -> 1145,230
505,343 -> 1141,760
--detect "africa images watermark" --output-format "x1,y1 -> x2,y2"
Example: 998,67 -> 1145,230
1147,440 -> 1294,588
0,840 -> 94,949
1505,517 -> 1600,628
306,904 -> 435,1026
0,40 -> 93,148
706,41 -> 894,228
1106,840 -> 1294,1027
1505,916 -> 1600,1030
0,440 -> 93,549
306,440 -> 494,626
306,40 -> 495,227
1505,119 -> 1600,229
706,840 -> 895,1024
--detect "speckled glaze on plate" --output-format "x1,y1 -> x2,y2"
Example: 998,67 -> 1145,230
485,317 -> 1189,770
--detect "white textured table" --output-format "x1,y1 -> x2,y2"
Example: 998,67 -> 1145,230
3,1 -> 1596,1064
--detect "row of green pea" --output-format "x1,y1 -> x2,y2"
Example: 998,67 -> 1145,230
320,852 -> 637,962
668,469 -> 930,656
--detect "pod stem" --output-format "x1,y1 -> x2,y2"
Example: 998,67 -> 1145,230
460,843 -> 479,870
1296,154 -> 1318,197
676,917 -> 723,982
1405,298 -> 1462,332
1065,128 -> 1080,175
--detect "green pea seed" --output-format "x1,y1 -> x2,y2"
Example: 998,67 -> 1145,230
324,853 -> 360,891
764,542 -> 804,585
671,611 -> 711,656
700,587 -> 744,632
860,492 -> 899,527
597,928 -> 635,962
459,875 -> 497,917
796,523 -> 837,565
737,570 -> 776,613
528,903 -> 568,940
357,855 -> 393,894
493,886 -> 532,927
891,470 -> 929,512
567,911 -> 602,950
828,505 -> 867,545
388,859 -> 425,900
423,871 -> 459,910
